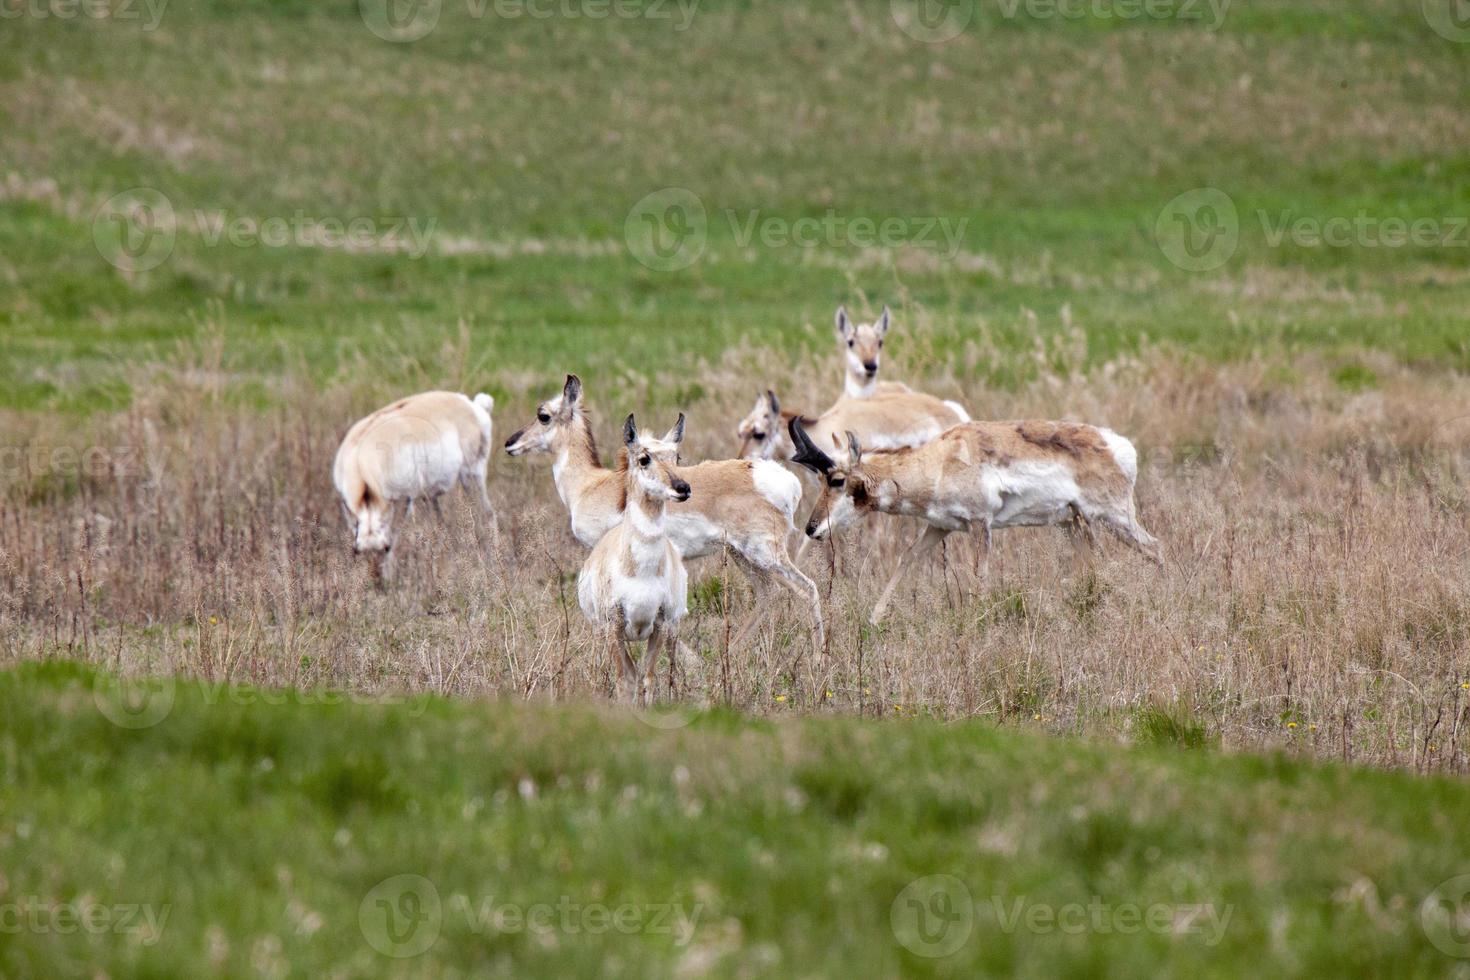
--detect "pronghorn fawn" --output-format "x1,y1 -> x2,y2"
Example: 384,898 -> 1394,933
736,305 -> 969,463
578,415 -> 691,704
505,375 -> 824,651
333,390 -> 498,580
790,416 -> 1163,625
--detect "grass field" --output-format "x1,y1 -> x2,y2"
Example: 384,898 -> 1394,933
9,659 -> 1470,977
4,0 -> 1470,974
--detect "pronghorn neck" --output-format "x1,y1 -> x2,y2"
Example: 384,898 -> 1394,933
844,371 -> 877,399
620,481 -> 670,573
854,449 -> 915,515
551,412 -> 605,501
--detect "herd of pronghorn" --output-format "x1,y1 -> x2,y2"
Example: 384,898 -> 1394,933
334,307 -> 1163,703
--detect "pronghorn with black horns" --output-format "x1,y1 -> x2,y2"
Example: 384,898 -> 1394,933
736,305 -> 969,463
577,414 -> 691,704
505,375 -> 824,651
789,415 -> 1163,625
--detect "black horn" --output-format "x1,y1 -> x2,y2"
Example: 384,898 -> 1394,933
789,417 -> 834,474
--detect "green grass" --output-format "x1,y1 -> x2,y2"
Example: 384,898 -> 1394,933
4,660 -> 1470,976
3,0 -> 1470,412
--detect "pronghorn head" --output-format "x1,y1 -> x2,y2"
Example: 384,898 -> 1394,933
835,305 -> 890,395
735,389 -> 782,460
347,488 -> 395,555
789,418 -> 869,539
622,413 -> 691,504
504,374 -> 583,457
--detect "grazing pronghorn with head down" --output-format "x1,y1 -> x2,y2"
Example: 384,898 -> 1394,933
505,375 -> 824,650
736,305 -> 970,463
333,390 -> 497,577
790,416 -> 1162,625
578,414 -> 691,704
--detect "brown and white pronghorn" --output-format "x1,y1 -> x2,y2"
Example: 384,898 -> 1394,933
504,375 -> 824,650
736,306 -> 969,463
790,416 -> 1162,625
578,414 -> 691,704
333,390 -> 497,575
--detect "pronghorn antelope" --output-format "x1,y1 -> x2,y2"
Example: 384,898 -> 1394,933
736,306 -> 969,462
504,375 -> 824,650
333,390 -> 497,575
578,415 -> 691,704
790,416 -> 1162,625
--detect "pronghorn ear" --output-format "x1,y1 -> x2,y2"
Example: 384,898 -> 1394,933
766,389 -> 780,415
622,413 -> 638,448
875,306 -> 891,337
665,413 -> 686,445
789,417 -> 833,474
563,374 -> 582,406
835,305 -> 852,339
846,430 -> 862,466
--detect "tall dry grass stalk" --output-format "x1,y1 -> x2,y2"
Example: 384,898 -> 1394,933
3,328 -> 1470,773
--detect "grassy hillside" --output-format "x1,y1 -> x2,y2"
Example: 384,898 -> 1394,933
4,660 -> 1470,977
2,0 -> 1469,413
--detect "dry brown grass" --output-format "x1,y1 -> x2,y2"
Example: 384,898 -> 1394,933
4,332 -> 1470,774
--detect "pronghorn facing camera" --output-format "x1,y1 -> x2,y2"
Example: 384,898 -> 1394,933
577,414 -> 691,704
333,390 -> 497,578
834,305 -> 970,420
790,416 -> 1162,625
736,306 -> 968,465
505,375 -> 824,651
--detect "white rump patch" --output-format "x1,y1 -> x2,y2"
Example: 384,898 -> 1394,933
943,399 -> 971,423
751,459 -> 802,520
1099,428 -> 1138,485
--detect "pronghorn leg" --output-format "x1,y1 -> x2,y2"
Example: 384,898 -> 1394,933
726,552 -> 771,650
1065,504 -> 1096,571
768,556 -> 825,654
643,621 -> 666,706
974,519 -> 992,579
606,622 -> 637,701
463,464 -> 499,542
430,494 -> 446,523
870,525 -> 952,626
1093,506 -> 1164,568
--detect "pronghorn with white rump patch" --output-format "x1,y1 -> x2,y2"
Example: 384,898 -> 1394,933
789,416 -> 1162,625
736,305 -> 969,462
333,390 -> 497,578
505,375 -> 824,650
578,414 -> 691,704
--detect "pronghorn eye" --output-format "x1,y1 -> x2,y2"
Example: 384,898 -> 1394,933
830,477 -> 845,488
753,431 -> 765,440
847,339 -> 854,348
639,455 -> 651,467
536,411 -> 550,424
